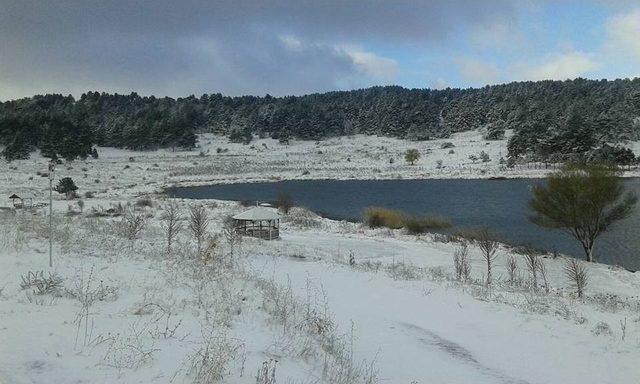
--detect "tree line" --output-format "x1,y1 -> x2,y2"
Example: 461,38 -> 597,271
2,78 -> 640,163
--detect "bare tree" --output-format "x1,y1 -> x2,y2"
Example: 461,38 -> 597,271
530,164 -> 637,262
538,259 -> 550,294
453,242 -> 470,281
275,191 -> 294,214
477,229 -> 498,286
189,204 -> 209,255
506,255 -> 518,285
223,216 -> 242,259
161,201 -> 182,255
564,259 -> 588,298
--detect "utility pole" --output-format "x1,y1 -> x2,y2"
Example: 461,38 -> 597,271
48,160 -> 55,268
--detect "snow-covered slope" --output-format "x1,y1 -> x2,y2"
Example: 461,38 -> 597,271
1,199 -> 639,384
1,133 -> 640,383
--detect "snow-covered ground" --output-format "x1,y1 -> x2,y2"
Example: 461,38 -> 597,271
5,129 -> 635,203
1,132 -> 640,383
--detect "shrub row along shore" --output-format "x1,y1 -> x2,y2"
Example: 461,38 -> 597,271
363,207 -> 453,234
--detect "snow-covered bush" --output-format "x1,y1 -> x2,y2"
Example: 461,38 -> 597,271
120,206 -> 146,240
285,207 -> 322,229
186,331 -> 243,384
591,321 -> 613,337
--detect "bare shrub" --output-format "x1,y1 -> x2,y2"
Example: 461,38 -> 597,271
453,242 -> 470,281
564,259 -> 588,298
587,292 -> 640,313
256,359 -> 277,384
254,275 -> 378,384
355,260 -> 383,273
348,251 -> 356,266
67,267 -> 118,350
187,331 -> 243,384
538,259 -> 550,293
200,234 -> 221,264
161,200 -> 182,254
133,302 -> 184,340
120,206 -> 146,240
101,324 -> 159,373
428,266 -> 446,280
276,191 -> 294,214
386,260 -> 424,280
506,255 -> 518,285
477,229 -> 499,286
20,270 -> 63,296
451,228 -> 485,243
189,204 -> 210,255
523,248 -> 541,291
591,321 -> 612,336
136,197 -> 154,208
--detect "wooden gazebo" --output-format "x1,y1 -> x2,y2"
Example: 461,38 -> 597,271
232,206 -> 280,240
9,194 -> 23,208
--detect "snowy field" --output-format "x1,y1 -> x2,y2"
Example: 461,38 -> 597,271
1,132 -> 640,383
0,130 -> 613,202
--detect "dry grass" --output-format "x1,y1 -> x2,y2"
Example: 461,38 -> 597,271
404,215 -> 452,234
363,207 -> 406,229
364,207 -> 452,233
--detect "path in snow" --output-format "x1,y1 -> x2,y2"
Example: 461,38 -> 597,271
399,322 -> 530,384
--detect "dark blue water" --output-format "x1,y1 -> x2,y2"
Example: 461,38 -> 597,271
167,179 -> 640,270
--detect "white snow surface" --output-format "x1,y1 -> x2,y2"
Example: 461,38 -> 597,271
1,132 -> 640,384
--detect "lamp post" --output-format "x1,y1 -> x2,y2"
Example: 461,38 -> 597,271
48,160 -> 55,268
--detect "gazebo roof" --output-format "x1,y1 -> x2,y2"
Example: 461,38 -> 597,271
232,206 -> 280,221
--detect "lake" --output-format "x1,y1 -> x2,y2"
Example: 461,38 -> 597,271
167,178 -> 640,270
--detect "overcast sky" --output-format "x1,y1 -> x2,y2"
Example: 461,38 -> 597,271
2,1 -> 640,100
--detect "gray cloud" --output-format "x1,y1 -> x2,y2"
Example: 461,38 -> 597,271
0,0 -> 517,100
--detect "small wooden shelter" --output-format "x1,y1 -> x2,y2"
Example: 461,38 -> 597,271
232,206 -> 280,240
9,194 -> 23,209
